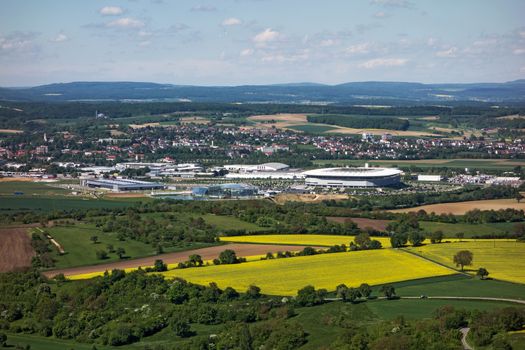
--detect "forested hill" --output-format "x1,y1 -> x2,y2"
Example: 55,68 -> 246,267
1,80 -> 524,104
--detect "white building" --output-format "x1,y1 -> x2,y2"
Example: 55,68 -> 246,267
417,174 -> 442,182
302,166 -> 402,187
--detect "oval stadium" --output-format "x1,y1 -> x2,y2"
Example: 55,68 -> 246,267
302,166 -> 402,188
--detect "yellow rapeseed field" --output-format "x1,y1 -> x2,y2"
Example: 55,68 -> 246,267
220,234 -> 392,247
219,234 -> 508,248
405,240 -> 525,284
161,249 -> 455,296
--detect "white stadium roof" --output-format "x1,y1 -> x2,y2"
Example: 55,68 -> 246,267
302,167 -> 402,178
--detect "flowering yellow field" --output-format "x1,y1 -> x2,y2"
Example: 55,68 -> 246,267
220,234 -> 392,247
219,234 -> 507,248
405,240 -> 525,284
162,249 -> 455,296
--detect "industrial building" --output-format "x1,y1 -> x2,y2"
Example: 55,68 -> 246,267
81,178 -> 165,192
223,162 -> 290,173
302,166 -> 402,188
192,183 -> 259,198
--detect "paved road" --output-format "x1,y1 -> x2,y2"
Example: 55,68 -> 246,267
460,328 -> 472,350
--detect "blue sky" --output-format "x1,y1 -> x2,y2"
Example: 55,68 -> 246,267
1,0 -> 524,86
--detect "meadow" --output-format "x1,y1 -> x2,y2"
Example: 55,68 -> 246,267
162,249 -> 455,296
390,198 -> 525,215
405,240 -> 525,284
45,224 -> 214,269
313,158 -> 525,170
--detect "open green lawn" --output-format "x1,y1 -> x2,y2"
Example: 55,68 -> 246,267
420,221 -> 516,238
312,158 -> 525,170
0,196 -> 144,212
287,124 -> 338,133
0,181 -> 70,196
390,274 -> 525,300
45,224 -> 216,269
4,333 -> 114,350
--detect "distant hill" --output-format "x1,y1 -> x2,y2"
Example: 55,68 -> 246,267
0,80 -> 524,104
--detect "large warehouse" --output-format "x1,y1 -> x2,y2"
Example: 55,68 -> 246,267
302,166 -> 402,188
81,178 -> 165,192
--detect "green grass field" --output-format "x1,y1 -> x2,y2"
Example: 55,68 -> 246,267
312,158 -> 525,170
0,196 -> 143,212
45,224 -> 216,269
0,181 -> 70,196
420,221 -> 516,238
287,124 -> 338,133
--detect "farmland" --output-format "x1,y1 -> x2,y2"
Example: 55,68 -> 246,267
405,240 -> 525,284
220,233 -> 391,247
162,249 -> 456,296
390,198 -> 525,215
0,227 -> 34,272
313,158 -> 525,170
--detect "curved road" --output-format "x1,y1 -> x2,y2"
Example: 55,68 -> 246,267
460,328 -> 472,350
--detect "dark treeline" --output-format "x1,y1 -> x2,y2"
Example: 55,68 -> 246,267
307,115 -> 410,130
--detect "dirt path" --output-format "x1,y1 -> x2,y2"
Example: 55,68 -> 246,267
460,328 -> 473,350
43,243 -> 316,278
0,227 -> 35,272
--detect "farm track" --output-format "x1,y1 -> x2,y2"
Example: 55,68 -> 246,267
43,243 -> 317,278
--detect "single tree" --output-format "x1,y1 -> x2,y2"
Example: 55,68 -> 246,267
359,283 -> 372,299
172,318 -> 191,337
476,267 -> 489,280
246,285 -> 261,299
354,232 -> 371,249
516,192 -> 524,203
96,250 -> 108,260
453,250 -> 473,271
219,249 -> 238,264
188,254 -> 203,266
336,284 -> 349,301
429,230 -> 444,244
90,235 -> 99,244
380,284 -> 396,299
116,247 -> 126,259
408,230 -> 425,246
345,288 -> 362,303
154,259 -> 167,272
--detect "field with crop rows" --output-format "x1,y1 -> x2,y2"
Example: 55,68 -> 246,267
162,249 -> 455,296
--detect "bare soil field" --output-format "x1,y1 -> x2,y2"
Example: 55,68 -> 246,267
109,130 -> 128,137
273,193 -> 350,204
128,123 -> 161,129
418,116 -> 440,121
0,129 -> 23,134
327,217 -> 391,231
180,116 -> 210,124
389,199 -> 525,215
43,243 -> 318,278
497,114 -> 524,120
0,177 -> 35,182
0,227 -> 35,272
325,127 -> 437,137
248,113 -> 307,123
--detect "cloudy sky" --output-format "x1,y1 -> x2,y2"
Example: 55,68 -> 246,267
1,0 -> 524,86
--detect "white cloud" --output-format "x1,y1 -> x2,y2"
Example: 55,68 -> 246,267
240,48 -> 254,57
436,47 -> 458,58
191,5 -> 217,12
513,48 -> 525,55
50,33 -> 68,43
345,43 -> 371,55
427,37 -> 437,47
253,28 -> 280,44
320,39 -> 337,47
370,0 -> 414,8
520,31 -> 525,39
0,33 -> 34,52
359,57 -> 408,69
374,11 -> 388,18
107,18 -> 145,29
99,6 -> 124,16
222,18 -> 242,26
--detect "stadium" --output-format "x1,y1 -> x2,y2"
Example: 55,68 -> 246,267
302,166 -> 402,188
